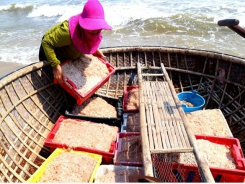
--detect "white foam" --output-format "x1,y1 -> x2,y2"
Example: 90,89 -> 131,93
28,4 -> 67,18
0,5 -> 12,11
15,3 -> 35,9
0,46 -> 39,65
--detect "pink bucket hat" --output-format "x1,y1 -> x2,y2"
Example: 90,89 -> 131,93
79,0 -> 111,30
68,0 -> 111,54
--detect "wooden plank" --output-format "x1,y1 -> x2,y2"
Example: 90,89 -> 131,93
158,82 -> 192,148
151,82 -> 174,150
143,84 -> 154,150
155,83 -> 172,121
168,123 -> 180,148
146,82 -> 162,149
150,148 -> 194,154
165,82 -> 191,149
173,120 -> 189,148
162,82 -> 178,115
160,63 -> 215,183
155,82 -> 179,149
161,82 -> 192,148
151,84 -> 169,150
156,82 -> 191,148
154,88 -> 174,149
149,82 -> 163,150
153,82 -> 174,149
137,62 -> 153,177
177,121 -> 192,148
143,80 -> 194,151
159,82 -> 187,148
142,74 -> 164,77
160,83 -> 175,120
161,82 -> 181,120
145,81 -> 160,149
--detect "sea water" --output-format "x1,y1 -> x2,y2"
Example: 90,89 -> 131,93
0,0 -> 245,66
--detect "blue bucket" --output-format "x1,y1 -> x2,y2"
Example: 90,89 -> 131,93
177,90 -> 205,113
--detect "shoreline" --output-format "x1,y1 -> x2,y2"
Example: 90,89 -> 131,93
0,61 -> 26,78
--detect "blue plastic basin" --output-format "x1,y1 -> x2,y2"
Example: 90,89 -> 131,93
177,91 -> 205,113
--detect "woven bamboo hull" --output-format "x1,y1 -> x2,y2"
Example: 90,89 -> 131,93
0,46 -> 245,182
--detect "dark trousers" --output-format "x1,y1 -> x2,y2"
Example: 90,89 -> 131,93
39,43 -> 47,61
39,36 -> 47,61
38,37 -> 66,63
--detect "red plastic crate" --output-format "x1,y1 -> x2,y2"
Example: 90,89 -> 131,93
54,57 -> 116,105
154,135 -> 245,182
114,132 -> 143,167
122,85 -> 139,113
45,115 -> 118,164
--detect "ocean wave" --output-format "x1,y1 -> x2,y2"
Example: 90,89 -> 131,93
0,3 -> 35,11
1,0 -> 245,67
113,13 -> 219,34
0,46 -> 39,65
2,1 -> 244,27
105,1 -> 245,28
28,4 -> 68,18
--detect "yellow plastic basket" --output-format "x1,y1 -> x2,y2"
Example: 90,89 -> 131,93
27,148 -> 102,183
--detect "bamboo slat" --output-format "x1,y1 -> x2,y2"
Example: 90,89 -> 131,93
138,62 -> 196,178
142,81 -> 193,151
137,60 -> 215,183
160,62 -> 215,183
137,62 -> 153,177
146,82 -> 162,149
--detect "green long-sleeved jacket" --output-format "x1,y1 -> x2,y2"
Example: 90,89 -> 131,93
42,20 -> 82,68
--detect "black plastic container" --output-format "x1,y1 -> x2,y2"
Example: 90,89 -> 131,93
65,94 -> 122,128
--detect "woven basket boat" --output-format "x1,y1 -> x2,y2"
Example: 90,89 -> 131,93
1,46 -> 245,182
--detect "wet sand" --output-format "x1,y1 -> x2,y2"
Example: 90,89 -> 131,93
0,61 -> 26,78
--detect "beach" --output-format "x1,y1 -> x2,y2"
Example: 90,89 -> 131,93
0,61 -> 26,78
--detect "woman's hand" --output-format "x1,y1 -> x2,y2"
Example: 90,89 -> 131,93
53,65 -> 64,83
94,49 -> 105,58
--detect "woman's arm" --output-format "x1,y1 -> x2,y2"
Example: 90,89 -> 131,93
94,49 -> 106,58
42,21 -> 71,67
41,21 -> 72,83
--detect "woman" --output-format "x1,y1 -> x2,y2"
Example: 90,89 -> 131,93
39,0 -> 111,84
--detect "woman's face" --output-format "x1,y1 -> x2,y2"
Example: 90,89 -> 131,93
87,29 -> 102,35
